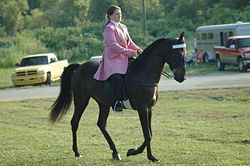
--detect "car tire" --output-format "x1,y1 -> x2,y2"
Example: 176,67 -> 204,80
238,58 -> 247,72
45,73 -> 52,85
216,56 -> 225,71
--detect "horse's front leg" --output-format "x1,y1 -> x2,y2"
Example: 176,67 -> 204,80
127,108 -> 159,162
97,103 -> 121,161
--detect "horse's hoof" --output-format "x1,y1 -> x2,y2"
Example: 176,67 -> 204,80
75,155 -> 82,160
148,155 -> 160,163
112,152 -> 122,161
154,159 -> 160,163
127,148 -> 136,156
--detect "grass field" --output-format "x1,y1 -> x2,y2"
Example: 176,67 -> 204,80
0,67 -> 14,89
0,88 -> 249,165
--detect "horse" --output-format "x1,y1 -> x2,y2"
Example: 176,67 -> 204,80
49,32 -> 186,162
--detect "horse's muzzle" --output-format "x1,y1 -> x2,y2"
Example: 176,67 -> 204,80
174,76 -> 184,83
174,70 -> 185,83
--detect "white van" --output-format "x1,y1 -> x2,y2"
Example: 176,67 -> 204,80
195,22 -> 250,62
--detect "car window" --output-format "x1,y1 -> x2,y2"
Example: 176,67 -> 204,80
238,38 -> 250,48
20,56 -> 48,66
50,58 -> 57,63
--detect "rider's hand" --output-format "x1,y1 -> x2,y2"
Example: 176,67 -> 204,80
130,51 -> 137,57
137,48 -> 143,54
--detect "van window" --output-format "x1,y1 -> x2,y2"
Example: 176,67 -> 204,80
208,33 -> 213,39
224,32 -> 228,39
223,32 -> 228,45
196,34 -> 200,40
229,31 -> 233,37
201,33 -> 207,40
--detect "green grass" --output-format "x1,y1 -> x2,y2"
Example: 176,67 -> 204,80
161,62 -> 217,77
0,67 -> 15,89
0,88 -> 249,165
186,62 -> 217,76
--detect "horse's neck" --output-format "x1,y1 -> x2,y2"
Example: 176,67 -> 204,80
127,52 -> 166,86
144,54 -> 165,82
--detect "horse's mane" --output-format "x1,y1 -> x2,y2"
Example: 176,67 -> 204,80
129,38 -> 166,70
137,38 -> 165,60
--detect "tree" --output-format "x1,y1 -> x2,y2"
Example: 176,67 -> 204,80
27,0 -> 41,12
220,0 -> 250,9
37,0 -> 89,28
0,0 -> 28,35
159,0 -> 177,13
206,4 -> 239,25
24,9 -> 47,29
240,5 -> 250,22
88,0 -> 118,21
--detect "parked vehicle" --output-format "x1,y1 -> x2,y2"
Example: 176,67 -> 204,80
12,53 -> 68,86
89,56 -> 102,62
195,22 -> 250,62
214,36 -> 250,72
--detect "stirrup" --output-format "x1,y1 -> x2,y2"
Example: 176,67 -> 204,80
113,101 -> 123,112
122,99 -> 132,109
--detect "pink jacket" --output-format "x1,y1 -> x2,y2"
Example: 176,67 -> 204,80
94,22 -> 140,80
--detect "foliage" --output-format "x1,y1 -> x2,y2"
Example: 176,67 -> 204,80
34,25 -> 104,62
88,0 -> 115,21
0,67 -> 14,89
0,88 -> 250,165
0,32 -> 47,68
0,0 -> 28,34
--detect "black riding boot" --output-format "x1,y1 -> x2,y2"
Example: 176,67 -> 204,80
110,74 -> 126,112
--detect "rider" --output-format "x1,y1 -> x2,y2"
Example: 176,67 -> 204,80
94,5 -> 142,111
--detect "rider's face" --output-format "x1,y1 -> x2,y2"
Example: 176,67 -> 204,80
110,9 -> 122,23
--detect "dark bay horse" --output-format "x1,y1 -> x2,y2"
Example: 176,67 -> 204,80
49,32 -> 186,162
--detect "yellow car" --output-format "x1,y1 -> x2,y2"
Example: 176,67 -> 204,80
12,53 -> 68,86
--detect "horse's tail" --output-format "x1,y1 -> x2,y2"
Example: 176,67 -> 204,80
49,63 -> 80,123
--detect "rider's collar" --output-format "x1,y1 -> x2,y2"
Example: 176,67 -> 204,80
110,20 -> 120,27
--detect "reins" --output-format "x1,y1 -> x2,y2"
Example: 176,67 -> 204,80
161,70 -> 172,78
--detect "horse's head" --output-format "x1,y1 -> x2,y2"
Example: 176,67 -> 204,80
166,32 -> 186,83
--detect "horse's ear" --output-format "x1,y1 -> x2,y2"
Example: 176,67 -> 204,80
178,32 -> 185,41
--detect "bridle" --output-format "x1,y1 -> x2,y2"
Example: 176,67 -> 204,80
161,43 -> 186,78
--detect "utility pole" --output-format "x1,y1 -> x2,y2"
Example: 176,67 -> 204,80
141,0 -> 147,36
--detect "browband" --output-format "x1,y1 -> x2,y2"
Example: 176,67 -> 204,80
172,44 -> 186,49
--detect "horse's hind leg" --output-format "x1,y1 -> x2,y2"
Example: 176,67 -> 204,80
71,94 -> 90,158
97,103 -> 121,161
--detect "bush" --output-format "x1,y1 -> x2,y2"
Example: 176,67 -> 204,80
34,26 -> 104,62
57,36 -> 103,63
0,32 -> 48,67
